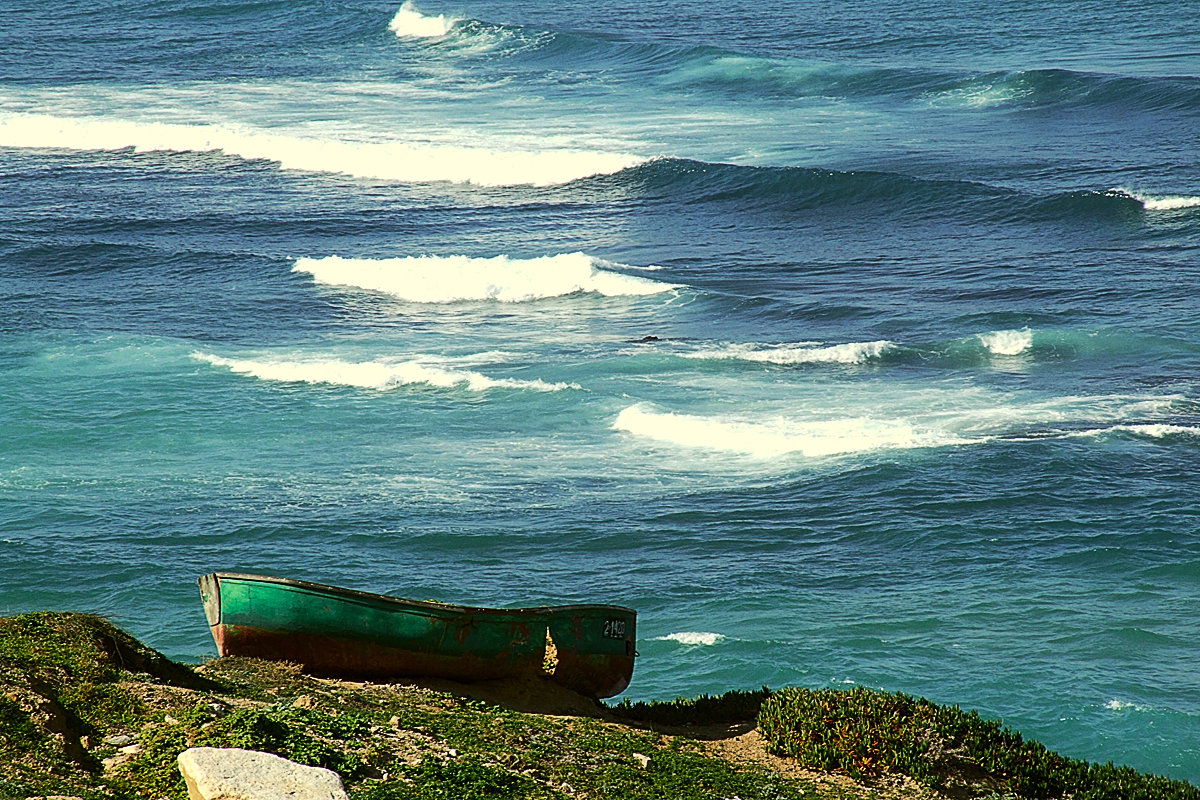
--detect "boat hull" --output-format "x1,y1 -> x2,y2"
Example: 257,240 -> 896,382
199,573 -> 636,698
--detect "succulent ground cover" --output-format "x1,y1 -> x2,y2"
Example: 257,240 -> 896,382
0,612 -> 1194,800
755,687 -> 1200,800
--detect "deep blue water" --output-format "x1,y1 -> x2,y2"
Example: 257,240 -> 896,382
3,0 -> 1200,782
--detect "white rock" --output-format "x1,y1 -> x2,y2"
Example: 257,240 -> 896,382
178,747 -> 350,800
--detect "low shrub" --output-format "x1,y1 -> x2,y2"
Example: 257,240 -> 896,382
757,687 -> 1200,800
610,688 -> 771,727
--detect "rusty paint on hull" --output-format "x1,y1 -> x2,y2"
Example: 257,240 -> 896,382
199,572 -> 636,698
552,650 -> 635,698
212,624 -> 544,682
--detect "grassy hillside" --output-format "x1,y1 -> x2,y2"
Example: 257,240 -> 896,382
0,612 -> 1194,800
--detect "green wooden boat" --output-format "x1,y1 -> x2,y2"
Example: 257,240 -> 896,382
198,572 -> 636,698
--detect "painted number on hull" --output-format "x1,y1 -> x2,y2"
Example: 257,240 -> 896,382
604,619 -> 627,639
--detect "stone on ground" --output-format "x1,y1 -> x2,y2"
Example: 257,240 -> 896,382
178,747 -> 350,800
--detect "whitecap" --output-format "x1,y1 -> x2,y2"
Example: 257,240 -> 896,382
1067,424 -> 1200,440
192,352 -> 578,392
613,404 -> 967,459
388,0 -> 459,38
1118,188 -> 1200,211
657,632 -> 726,646
978,328 -> 1034,356
0,112 -> 645,187
292,252 -> 681,303
1105,699 -> 1147,712
682,340 -> 895,365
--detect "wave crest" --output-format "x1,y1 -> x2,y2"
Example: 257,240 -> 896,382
682,340 -> 895,365
193,352 -> 578,392
1114,188 -> 1200,211
613,404 -> 963,459
977,328 -> 1034,356
389,1 -> 458,38
293,252 -> 681,303
1066,424 -> 1200,440
0,112 -> 645,187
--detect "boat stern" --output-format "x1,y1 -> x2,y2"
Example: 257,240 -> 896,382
547,606 -> 636,699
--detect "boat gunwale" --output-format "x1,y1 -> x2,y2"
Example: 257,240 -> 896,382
207,572 -> 636,617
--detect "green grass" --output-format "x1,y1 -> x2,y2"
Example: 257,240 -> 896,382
358,755 -> 563,800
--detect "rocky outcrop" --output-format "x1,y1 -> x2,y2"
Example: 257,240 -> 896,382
177,748 -> 349,800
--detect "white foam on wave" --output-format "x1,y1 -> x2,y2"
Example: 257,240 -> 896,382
193,352 -> 578,392
657,632 -> 726,647
1066,423 -> 1200,440
613,404 -> 968,459
928,83 -> 1031,109
0,112 -> 645,187
682,340 -> 895,365
978,328 -> 1034,356
611,390 -> 1194,464
389,0 -> 459,38
1117,188 -> 1200,211
293,253 -> 681,303
1105,699 -> 1148,712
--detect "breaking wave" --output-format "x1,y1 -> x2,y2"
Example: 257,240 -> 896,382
1065,424 -> 1200,441
681,341 -> 896,365
388,1 -> 558,57
977,328 -> 1034,356
643,328 -> 1191,373
6,110 -> 1191,217
402,6 -> 1200,115
388,1 -> 459,38
1114,189 -> 1200,211
374,2 -> 1200,118
613,405 -> 967,459
0,112 -> 645,187
193,352 -> 578,392
612,391 -> 1199,460
292,252 -> 681,303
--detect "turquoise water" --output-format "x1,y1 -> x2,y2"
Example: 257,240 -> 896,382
3,0 -> 1200,781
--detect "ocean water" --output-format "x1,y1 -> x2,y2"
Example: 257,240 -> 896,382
3,0 -> 1200,781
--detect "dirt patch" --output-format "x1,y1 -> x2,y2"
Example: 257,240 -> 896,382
702,728 -> 942,800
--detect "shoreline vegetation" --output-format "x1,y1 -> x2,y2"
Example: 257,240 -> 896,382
1,613 -> 1195,800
